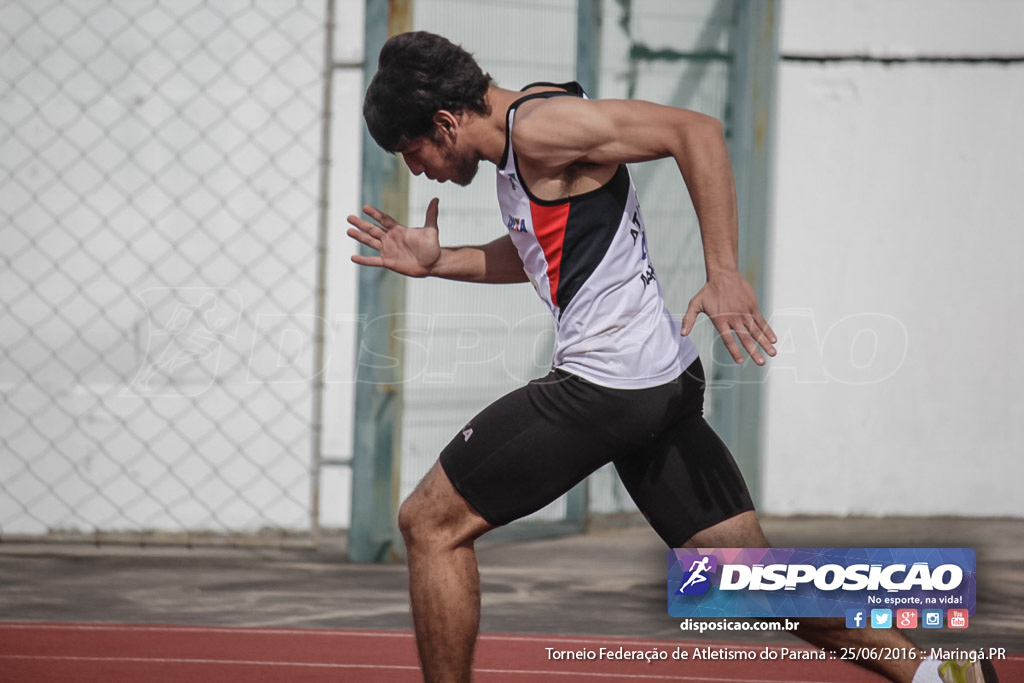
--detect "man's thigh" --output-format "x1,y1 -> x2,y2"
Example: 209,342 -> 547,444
439,369 -> 677,527
614,414 -> 755,548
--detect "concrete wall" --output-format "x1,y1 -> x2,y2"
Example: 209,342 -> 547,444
762,0 -> 1024,516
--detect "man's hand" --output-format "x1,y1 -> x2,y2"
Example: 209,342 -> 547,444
346,198 -> 442,277
681,270 -> 777,365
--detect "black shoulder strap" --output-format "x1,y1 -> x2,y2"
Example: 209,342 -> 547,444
500,82 -> 586,169
519,81 -> 585,97
509,81 -> 586,115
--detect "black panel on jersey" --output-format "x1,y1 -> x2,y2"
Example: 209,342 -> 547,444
500,81 -> 632,317
556,165 -> 631,317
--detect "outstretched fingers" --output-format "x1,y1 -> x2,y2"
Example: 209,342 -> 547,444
346,205 -> 392,265
713,313 -> 776,366
361,204 -> 399,229
344,200 -> 443,278
681,277 -> 778,366
748,312 -> 777,360
346,221 -> 379,248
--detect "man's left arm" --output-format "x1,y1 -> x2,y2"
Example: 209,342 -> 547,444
515,97 -> 777,365
664,111 -> 777,366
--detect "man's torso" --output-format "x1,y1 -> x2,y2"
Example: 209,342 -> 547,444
495,83 -> 696,389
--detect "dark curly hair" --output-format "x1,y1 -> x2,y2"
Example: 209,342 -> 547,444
363,31 -> 493,152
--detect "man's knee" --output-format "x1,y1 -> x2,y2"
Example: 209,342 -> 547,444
397,492 -> 423,544
397,490 -> 444,548
398,463 -> 493,551
685,510 -> 769,547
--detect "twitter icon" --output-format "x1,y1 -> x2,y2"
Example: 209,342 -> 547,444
870,609 -> 893,629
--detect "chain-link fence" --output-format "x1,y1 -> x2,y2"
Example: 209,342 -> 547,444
3,0 -> 765,549
1,0 -> 331,543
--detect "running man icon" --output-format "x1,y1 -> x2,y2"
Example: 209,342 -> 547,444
678,555 -> 716,595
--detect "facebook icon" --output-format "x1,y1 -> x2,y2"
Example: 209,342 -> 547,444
846,609 -> 867,629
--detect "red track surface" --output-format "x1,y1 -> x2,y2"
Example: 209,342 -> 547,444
1,623 -> 1020,682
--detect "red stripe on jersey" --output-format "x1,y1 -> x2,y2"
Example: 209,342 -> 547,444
529,201 -> 570,308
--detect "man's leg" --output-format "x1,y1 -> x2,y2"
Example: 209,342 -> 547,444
400,370 -> 629,682
398,461 -> 495,683
613,364 -> 996,683
686,510 -> 921,683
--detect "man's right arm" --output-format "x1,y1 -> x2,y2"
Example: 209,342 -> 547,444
430,235 -> 528,284
346,197 -> 527,284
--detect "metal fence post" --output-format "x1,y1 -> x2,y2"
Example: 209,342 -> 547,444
708,0 -> 781,505
348,0 -> 413,563
565,0 -> 604,528
576,0 -> 603,97
309,0 -> 338,548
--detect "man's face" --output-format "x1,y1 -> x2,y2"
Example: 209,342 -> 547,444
399,132 -> 479,187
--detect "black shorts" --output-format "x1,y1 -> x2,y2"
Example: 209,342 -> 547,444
438,358 -> 754,547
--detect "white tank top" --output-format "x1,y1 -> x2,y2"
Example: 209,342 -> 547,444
495,84 -> 697,389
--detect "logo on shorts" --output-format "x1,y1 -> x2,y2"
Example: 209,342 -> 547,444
677,555 -> 718,595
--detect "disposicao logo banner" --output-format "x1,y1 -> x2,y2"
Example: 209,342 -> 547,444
667,548 -> 976,618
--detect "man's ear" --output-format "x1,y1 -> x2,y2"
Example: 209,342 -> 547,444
432,110 -> 458,140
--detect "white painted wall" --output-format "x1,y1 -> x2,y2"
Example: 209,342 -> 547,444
763,0 -> 1024,516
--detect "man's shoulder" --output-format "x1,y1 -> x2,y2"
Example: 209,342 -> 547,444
511,82 -> 585,125
512,95 -> 587,143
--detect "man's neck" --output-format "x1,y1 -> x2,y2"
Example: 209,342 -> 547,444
470,86 -> 521,166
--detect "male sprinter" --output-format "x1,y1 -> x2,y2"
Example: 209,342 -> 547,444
347,31 -> 997,683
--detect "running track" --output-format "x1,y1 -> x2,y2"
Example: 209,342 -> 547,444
2,623 -> 1021,682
